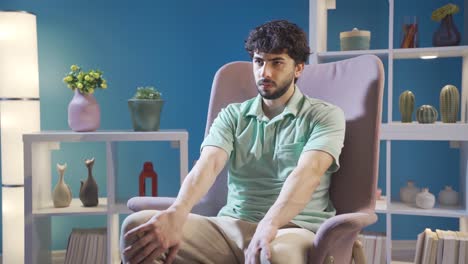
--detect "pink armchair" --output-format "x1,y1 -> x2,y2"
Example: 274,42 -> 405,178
127,54 -> 384,263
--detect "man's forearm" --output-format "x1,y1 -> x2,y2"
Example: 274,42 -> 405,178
168,146 -> 228,216
261,170 -> 321,228
261,150 -> 333,228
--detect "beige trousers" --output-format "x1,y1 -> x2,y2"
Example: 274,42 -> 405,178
120,210 -> 315,264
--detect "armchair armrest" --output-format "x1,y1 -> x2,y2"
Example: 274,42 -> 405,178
308,209 -> 377,264
127,196 -> 176,212
126,196 -> 222,217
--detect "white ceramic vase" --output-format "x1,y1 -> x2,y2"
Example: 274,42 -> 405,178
400,181 -> 420,204
438,186 -> 458,206
415,188 -> 435,209
52,163 -> 72,208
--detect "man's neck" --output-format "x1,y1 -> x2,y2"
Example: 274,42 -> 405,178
262,85 -> 295,120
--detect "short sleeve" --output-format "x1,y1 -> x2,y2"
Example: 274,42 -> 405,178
303,105 -> 345,173
200,105 -> 238,156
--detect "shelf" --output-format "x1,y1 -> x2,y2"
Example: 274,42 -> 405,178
393,46 -> 468,59
32,198 -> 172,216
313,1 -> 468,262
24,130 -> 189,264
33,198 -> 108,216
23,129 -> 189,143
316,46 -> 468,61
317,49 -> 389,60
375,197 -> 466,218
387,201 -> 466,218
380,122 -> 468,141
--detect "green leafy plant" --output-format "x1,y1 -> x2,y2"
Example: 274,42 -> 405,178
132,86 -> 162,100
63,65 -> 108,95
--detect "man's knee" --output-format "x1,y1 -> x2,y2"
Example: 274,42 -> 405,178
262,244 -> 308,264
121,210 -> 158,235
262,228 -> 314,264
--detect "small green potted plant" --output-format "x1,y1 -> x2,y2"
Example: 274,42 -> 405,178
128,86 -> 164,131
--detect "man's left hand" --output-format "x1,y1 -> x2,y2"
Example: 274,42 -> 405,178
244,221 -> 278,264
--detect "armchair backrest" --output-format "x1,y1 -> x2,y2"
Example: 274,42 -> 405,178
296,55 -> 384,214
195,55 -> 384,216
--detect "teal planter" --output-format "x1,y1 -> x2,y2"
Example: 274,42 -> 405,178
128,99 -> 164,131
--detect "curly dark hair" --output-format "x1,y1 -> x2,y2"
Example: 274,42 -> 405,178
245,20 -> 310,64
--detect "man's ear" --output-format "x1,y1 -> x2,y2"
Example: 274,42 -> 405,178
295,63 -> 305,78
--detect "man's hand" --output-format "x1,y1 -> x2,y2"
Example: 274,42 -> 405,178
244,221 -> 279,264
122,209 -> 187,264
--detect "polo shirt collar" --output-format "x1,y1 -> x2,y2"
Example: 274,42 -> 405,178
283,85 -> 303,117
246,85 -> 304,120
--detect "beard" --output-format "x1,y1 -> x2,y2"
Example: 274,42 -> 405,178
256,74 -> 295,100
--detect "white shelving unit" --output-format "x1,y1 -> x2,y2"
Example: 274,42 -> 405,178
23,130 -> 189,264
310,0 -> 468,263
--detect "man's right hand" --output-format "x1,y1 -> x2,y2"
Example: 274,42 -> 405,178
122,208 -> 188,264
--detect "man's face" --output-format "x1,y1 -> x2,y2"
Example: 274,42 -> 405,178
253,51 -> 303,100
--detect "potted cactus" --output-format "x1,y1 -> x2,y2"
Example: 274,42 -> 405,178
128,86 -> 164,131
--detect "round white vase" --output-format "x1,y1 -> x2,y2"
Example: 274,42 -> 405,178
438,186 -> 458,206
415,188 -> 435,209
400,181 -> 420,204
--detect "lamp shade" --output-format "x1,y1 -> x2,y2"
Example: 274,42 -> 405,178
0,11 -> 39,98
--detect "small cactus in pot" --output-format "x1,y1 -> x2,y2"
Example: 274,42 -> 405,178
399,90 -> 415,123
416,105 -> 438,124
439,84 -> 459,123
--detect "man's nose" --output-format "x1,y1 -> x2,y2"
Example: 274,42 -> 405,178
260,63 -> 272,78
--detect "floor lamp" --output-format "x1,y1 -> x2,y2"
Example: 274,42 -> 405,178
0,11 -> 40,263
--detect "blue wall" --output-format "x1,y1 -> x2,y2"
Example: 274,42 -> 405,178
0,0 -> 465,252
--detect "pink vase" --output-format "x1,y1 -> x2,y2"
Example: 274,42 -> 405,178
68,90 -> 100,132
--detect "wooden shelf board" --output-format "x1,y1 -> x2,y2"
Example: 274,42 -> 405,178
375,197 -> 466,218
33,198 -> 108,216
23,130 -> 188,143
380,122 -> 468,141
316,46 -> 468,61
393,46 -> 468,59
317,49 -> 389,60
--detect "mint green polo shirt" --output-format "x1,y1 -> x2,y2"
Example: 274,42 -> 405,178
201,87 -> 345,232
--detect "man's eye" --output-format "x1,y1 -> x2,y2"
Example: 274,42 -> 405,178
254,59 -> 263,65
